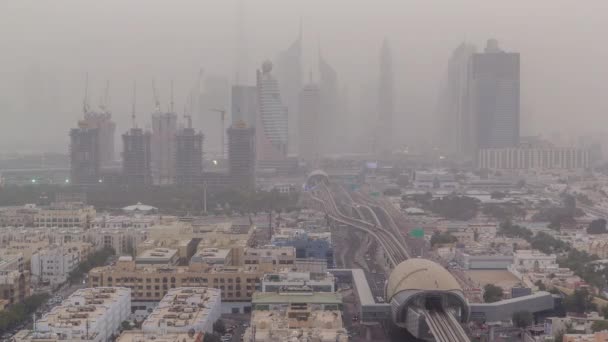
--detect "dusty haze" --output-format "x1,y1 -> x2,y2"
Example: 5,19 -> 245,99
1,0 -> 607,153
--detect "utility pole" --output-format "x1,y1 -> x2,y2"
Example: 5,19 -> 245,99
211,108 -> 226,159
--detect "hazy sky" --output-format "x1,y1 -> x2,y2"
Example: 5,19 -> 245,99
1,0 -> 608,153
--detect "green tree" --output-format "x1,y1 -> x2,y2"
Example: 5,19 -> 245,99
588,219 -> 608,234
534,280 -> 546,291
592,320 -> 608,332
491,191 -> 507,199
121,320 -> 133,331
483,284 -> 504,303
563,288 -> 596,314
204,333 -> 221,342
430,232 -> 458,247
429,195 -> 479,220
213,320 -> 226,334
512,310 -> 534,328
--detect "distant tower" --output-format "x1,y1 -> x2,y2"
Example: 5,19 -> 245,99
436,42 -> 477,157
228,120 -> 256,190
318,47 -> 340,154
256,61 -> 289,170
122,128 -> 152,186
151,112 -> 178,185
376,38 -> 394,155
235,0 -> 249,85
470,39 -> 520,150
275,25 -> 302,155
69,124 -> 100,185
299,80 -> 321,164
231,85 -> 258,128
175,121 -> 204,186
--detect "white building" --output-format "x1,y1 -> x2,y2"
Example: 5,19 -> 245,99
509,249 -> 559,273
261,271 -> 335,292
478,147 -> 590,170
35,287 -> 131,342
412,171 -> 459,190
142,287 -> 221,334
31,245 -> 81,286
87,227 -> 149,256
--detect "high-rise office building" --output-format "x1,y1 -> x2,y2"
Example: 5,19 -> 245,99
231,85 -> 258,128
376,39 -> 394,155
256,61 -> 289,169
470,39 -> 520,150
228,120 -> 256,190
276,28 -> 302,155
151,112 -> 177,185
175,127 -> 204,186
436,43 -> 477,156
122,127 -> 152,186
81,111 -> 116,167
319,51 -> 340,154
298,82 -> 321,164
69,124 -> 100,186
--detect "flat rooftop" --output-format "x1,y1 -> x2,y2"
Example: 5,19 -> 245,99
116,331 -> 204,342
142,287 -> 220,332
136,248 -> 178,263
252,291 -> 342,305
38,287 -> 130,330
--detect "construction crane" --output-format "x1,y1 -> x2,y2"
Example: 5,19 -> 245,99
211,108 -> 226,159
152,79 -> 161,113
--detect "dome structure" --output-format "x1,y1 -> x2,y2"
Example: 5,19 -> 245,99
304,169 -> 330,190
386,259 -> 469,335
387,258 -> 463,300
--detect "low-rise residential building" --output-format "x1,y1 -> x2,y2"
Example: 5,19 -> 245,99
34,203 -> 96,228
0,269 -> 30,305
563,332 -> 608,342
0,205 -> 38,227
135,248 -> 179,266
92,214 -> 159,229
34,287 -> 131,342
31,244 -> 81,286
190,248 -> 232,266
412,171 -> 459,190
271,229 -> 334,266
244,289 -> 347,342
509,249 -> 559,273
115,331 -> 204,342
0,252 -> 25,272
243,246 -> 296,271
87,227 -> 148,256
142,287 -> 221,334
88,256 -> 263,305
261,271 -> 336,292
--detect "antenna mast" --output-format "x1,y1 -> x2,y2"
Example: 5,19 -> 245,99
152,79 -> 160,113
169,80 -> 174,113
83,73 -> 89,115
131,81 -> 137,128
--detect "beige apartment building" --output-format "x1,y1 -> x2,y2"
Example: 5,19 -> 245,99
88,256 -> 263,303
34,203 -> 96,228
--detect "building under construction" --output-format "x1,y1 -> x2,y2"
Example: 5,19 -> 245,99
228,120 -> 256,190
175,126 -> 204,186
81,111 -> 116,167
69,124 -> 100,186
122,127 -> 152,186
151,112 -> 178,185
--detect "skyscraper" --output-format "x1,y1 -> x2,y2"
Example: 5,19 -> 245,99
231,85 -> 258,128
298,81 -> 321,164
175,126 -> 204,186
275,27 -> 302,155
69,124 -> 100,186
319,50 -> 340,154
376,38 -> 394,155
256,61 -> 289,169
228,120 -> 256,190
470,39 -> 520,150
122,127 -> 152,186
81,111 -> 116,167
436,43 -> 477,156
151,112 -> 178,185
